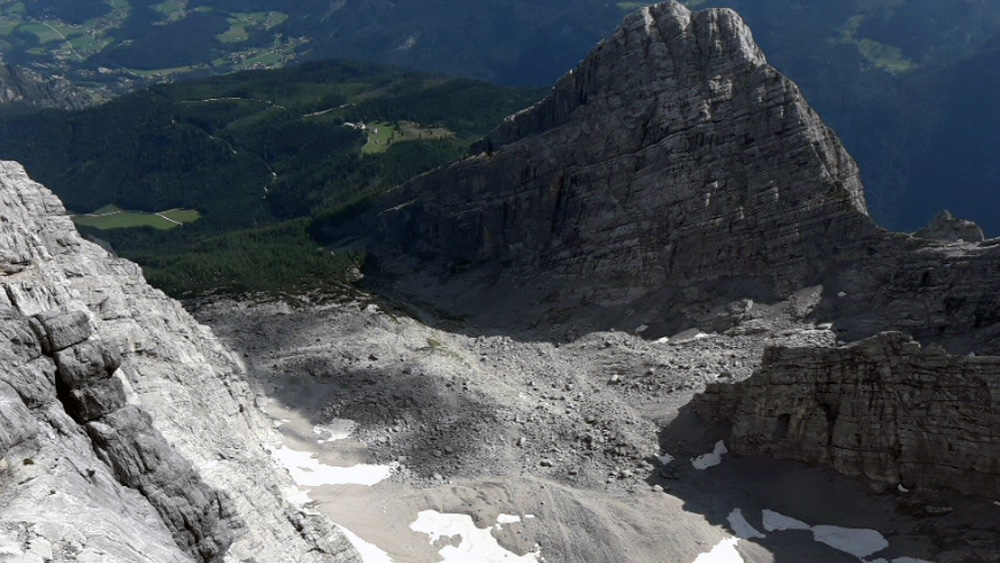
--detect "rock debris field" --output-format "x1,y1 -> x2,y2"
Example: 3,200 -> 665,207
191,290 -> 1000,563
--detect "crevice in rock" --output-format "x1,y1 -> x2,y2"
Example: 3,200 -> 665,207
31,306 -> 240,562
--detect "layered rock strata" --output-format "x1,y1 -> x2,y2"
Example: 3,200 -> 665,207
694,332 -> 1000,500
330,1 -> 877,304
327,1 -> 1000,354
0,160 -> 360,562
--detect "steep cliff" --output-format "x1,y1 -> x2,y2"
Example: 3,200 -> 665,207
0,160 -> 360,562
329,2 -> 877,304
326,1 -> 1000,353
694,332 -> 1000,500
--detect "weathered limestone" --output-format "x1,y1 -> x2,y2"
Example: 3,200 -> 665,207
328,1 -> 1000,354
332,1 -> 878,307
0,160 -> 360,562
694,332 -> 1000,500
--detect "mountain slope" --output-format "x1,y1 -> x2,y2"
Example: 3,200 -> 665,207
0,160 -> 360,562
323,1 -> 1000,353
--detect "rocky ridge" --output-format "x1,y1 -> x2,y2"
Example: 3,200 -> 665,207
694,332 -> 1000,501
0,160 -> 360,562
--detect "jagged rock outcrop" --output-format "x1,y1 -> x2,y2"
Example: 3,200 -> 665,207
693,332 -> 1000,500
914,209 -> 985,243
0,160 -> 361,562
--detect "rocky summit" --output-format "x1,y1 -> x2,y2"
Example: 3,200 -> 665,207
329,2 -> 873,316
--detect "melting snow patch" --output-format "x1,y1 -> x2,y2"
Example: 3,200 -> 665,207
692,538 -> 743,563
281,485 -> 312,507
336,524 -> 396,563
727,509 -> 765,539
811,525 -> 888,559
270,445 -> 391,487
761,510 -> 809,532
410,510 -> 542,562
496,514 -> 523,525
692,441 -> 727,470
314,418 -> 356,443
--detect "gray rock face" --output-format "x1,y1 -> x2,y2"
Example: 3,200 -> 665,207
331,1 -> 1000,355
914,209 -> 985,243
0,160 -> 360,562
337,1 -> 876,307
694,332 -> 1000,500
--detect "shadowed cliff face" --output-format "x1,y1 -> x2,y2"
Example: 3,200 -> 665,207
694,332 -> 1000,501
329,2 -> 878,308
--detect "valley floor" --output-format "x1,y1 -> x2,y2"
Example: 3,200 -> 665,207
190,291 -> 1000,563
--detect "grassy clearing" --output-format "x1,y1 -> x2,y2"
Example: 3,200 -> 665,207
160,208 -> 201,223
18,22 -> 63,43
71,204 -> 200,230
217,11 -> 286,43
151,0 -> 186,23
362,121 -> 454,155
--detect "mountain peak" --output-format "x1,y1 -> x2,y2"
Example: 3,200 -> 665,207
331,1 -> 873,313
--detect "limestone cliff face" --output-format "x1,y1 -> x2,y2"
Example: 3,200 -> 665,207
694,332 -> 1000,500
0,161 -> 359,562
335,1 -> 878,305
328,1 -> 1000,354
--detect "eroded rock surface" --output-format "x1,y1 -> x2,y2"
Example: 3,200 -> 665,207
0,160 -> 360,562
695,332 -> 1000,500
327,1 -> 1000,355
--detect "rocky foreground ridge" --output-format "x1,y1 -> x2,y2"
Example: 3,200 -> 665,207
0,160 -> 359,562
327,1 -> 1000,502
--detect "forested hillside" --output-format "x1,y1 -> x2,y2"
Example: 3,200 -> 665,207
0,60 -> 542,295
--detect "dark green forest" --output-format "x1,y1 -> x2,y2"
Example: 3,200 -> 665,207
0,60 -> 543,296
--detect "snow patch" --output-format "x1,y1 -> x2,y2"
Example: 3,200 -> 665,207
761,510 -> 809,532
497,514 -> 523,525
336,524 -> 396,563
410,510 -> 542,562
692,441 -> 727,470
270,445 -> 391,487
692,538 -> 743,563
281,485 -> 312,507
811,525 -> 889,559
642,6 -> 655,34
727,509 -> 765,539
314,418 -> 356,443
